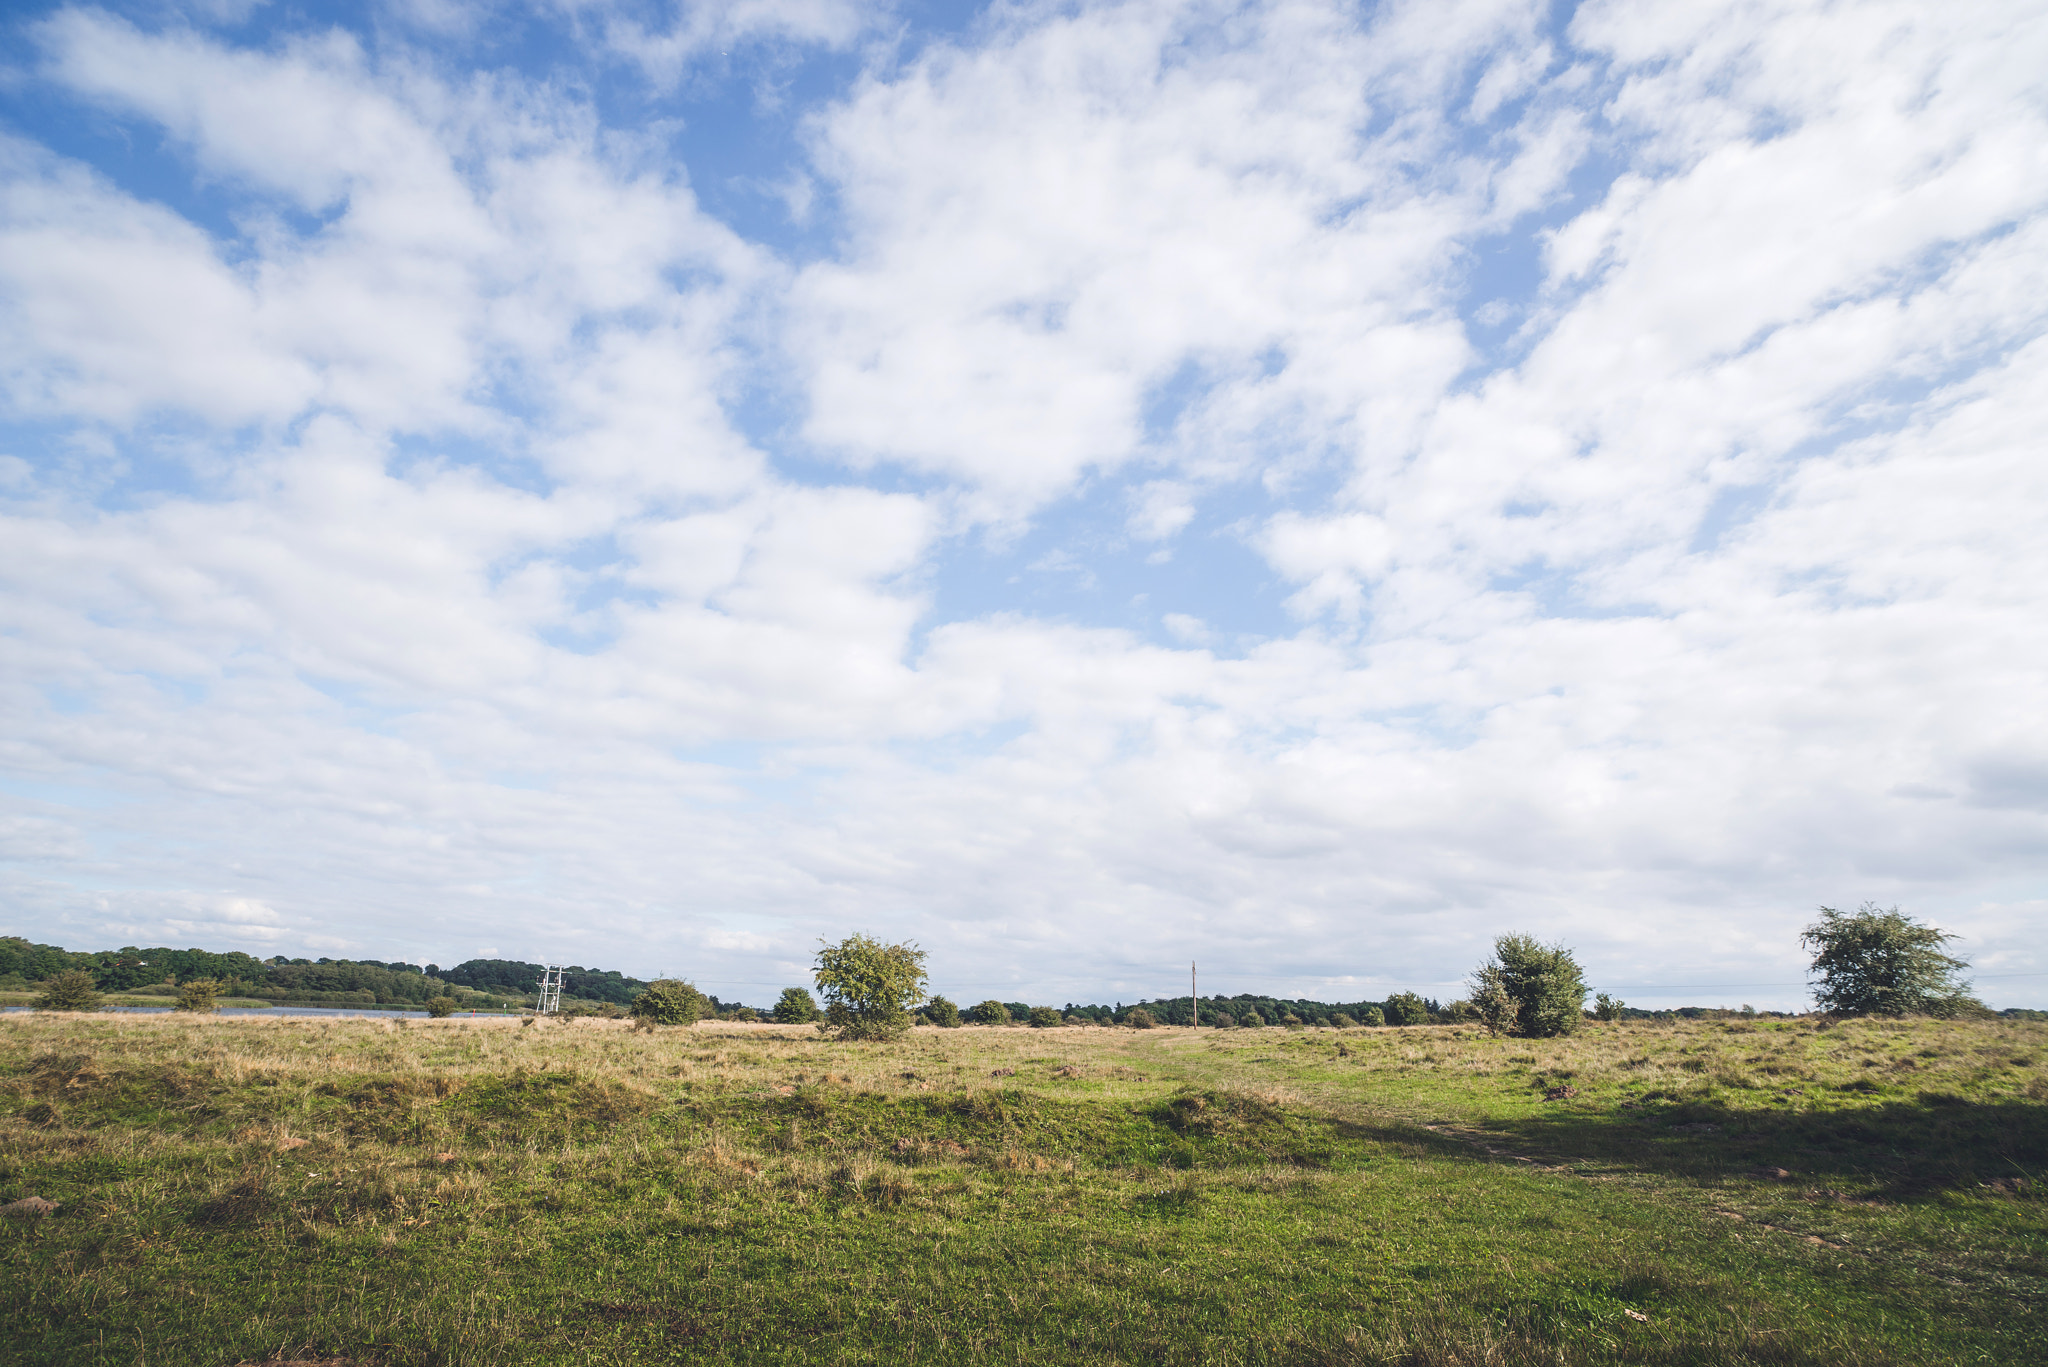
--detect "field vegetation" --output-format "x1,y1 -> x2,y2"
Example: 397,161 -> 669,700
1,1011 -> 2042,1366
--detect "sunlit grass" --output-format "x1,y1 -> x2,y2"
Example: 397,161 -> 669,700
1,1013 -> 2042,1365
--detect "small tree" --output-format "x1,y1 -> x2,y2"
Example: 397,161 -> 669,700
814,933 -> 928,1041
174,978 -> 221,1014
1355,1005 -> 1385,1027
1028,1006 -> 1060,1029
773,987 -> 821,1024
631,979 -> 710,1027
1470,934 -> 1586,1038
925,995 -> 962,1028
33,971 -> 101,1013
1382,992 -> 1434,1027
971,999 -> 1011,1026
1802,904 -> 1981,1018
1591,992 -> 1625,1022
423,996 -> 458,1018
1124,1007 -> 1157,1029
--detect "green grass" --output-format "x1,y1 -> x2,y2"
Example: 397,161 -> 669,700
0,1014 -> 2041,1365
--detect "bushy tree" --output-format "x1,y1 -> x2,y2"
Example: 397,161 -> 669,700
925,995 -> 962,1028
631,979 -> 711,1026
814,933 -> 928,1041
424,996 -> 458,1018
1591,993 -> 1626,1022
174,978 -> 221,1013
1802,904 -> 1981,1018
971,999 -> 1011,1026
1124,1007 -> 1157,1029
1382,992 -> 1435,1027
33,971 -> 101,1012
1355,1005 -> 1385,1027
1470,935 -> 1586,1038
773,987 -> 821,1024
1028,1006 -> 1060,1028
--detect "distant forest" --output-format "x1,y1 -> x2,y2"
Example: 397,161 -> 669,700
11,934 -> 2037,1021
0,937 -> 644,1009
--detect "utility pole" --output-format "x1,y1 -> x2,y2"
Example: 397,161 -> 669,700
1191,961 -> 1198,1028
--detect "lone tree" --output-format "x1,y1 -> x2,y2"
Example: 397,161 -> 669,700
174,978 -> 222,1014
1028,1006 -> 1060,1028
630,979 -> 711,1027
423,996 -> 458,1018
814,933 -> 928,1041
1382,992 -> 1434,1027
1802,904 -> 1981,1017
33,970 -> 102,1013
970,999 -> 1011,1026
1470,934 -> 1587,1038
925,995 -> 962,1028
773,987 -> 821,1024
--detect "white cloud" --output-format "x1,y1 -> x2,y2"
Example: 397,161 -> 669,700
0,0 -> 2043,1007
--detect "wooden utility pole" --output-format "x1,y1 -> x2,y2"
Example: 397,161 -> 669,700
1191,961 -> 1198,1028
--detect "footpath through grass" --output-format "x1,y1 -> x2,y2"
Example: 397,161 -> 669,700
0,1012 -> 2042,1366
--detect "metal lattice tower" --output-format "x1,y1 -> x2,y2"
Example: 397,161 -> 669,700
535,964 -> 565,1015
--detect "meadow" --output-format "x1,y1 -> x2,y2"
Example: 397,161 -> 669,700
1,1011 -> 2042,1366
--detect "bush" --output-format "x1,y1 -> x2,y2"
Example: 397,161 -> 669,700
1210,1012 -> 1236,1028
424,996 -> 457,1018
1281,1013 -> 1305,1028
1591,992 -> 1626,1022
773,987 -> 821,1024
631,979 -> 711,1027
1124,1008 -> 1157,1029
33,971 -> 102,1012
1330,1012 -> 1356,1028
173,978 -> 222,1014
1802,903 -> 1981,1017
814,933 -> 928,1041
925,995 -> 962,1028
1028,1006 -> 1060,1028
971,1000 -> 1011,1026
1355,1005 -> 1385,1027
1442,999 -> 1479,1023
729,1006 -> 760,1023
1470,934 -> 1587,1038
1238,1009 -> 1263,1029
1382,992 -> 1434,1027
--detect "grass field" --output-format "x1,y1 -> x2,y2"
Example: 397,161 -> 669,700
1,1011 -> 2042,1366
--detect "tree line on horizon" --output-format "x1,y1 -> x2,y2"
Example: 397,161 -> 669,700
7,904 -> 2021,1027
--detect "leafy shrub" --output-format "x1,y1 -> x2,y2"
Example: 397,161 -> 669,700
729,1006 -> 760,1022
1238,1009 -> 1263,1029
1442,999 -> 1479,1023
1330,1012 -> 1356,1028
1124,1008 -> 1157,1029
1591,992 -> 1626,1022
814,933 -> 928,1041
1802,904 -> 1981,1017
174,978 -> 222,1013
1028,1006 -> 1060,1028
1209,1012 -> 1235,1028
925,995 -> 962,1028
630,979 -> 711,1026
33,971 -> 102,1012
1281,1013 -> 1305,1028
1382,992 -> 1434,1027
971,1000 -> 1012,1026
424,996 -> 457,1018
773,987 -> 821,1023
1470,935 -> 1587,1038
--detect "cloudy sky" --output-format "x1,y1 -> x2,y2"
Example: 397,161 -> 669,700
2,0 -> 2044,1011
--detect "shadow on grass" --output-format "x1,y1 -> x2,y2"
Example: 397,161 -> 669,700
1484,1093 -> 2048,1198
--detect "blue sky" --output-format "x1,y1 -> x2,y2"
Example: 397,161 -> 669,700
1,0 -> 2045,1010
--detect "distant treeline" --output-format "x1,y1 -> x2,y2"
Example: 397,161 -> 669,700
429,959 -> 646,1005
0,938 -> 642,1008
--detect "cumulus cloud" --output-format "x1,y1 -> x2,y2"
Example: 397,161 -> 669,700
0,0 -> 2043,1008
